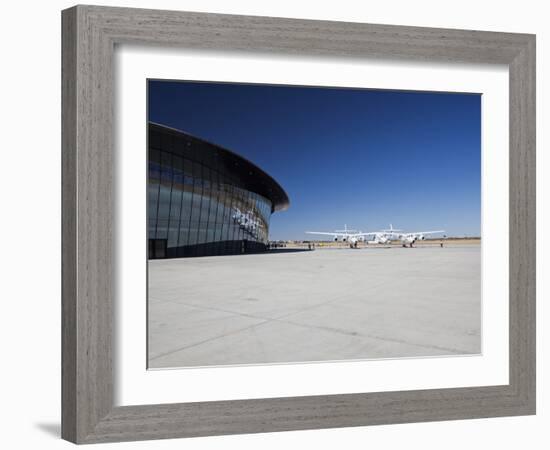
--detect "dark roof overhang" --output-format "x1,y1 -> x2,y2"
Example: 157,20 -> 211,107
149,122 -> 289,212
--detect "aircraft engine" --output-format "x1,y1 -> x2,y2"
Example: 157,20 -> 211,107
342,237 -> 347,242
417,235 -> 425,240
334,237 -> 339,242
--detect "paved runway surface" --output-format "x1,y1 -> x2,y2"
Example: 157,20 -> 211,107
148,245 -> 481,368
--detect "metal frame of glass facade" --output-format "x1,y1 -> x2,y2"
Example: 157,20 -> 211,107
148,123 -> 289,258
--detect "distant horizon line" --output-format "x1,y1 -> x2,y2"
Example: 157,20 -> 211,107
270,236 -> 482,242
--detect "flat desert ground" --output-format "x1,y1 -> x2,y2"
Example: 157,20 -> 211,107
148,243 -> 481,368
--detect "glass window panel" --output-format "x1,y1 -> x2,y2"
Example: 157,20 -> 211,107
147,149 -> 162,240
156,184 -> 171,240
183,156 -> 194,182
148,149 -> 161,182
160,150 -> 173,185
189,161 -> 203,245
242,190 -> 251,241
156,151 -> 173,242
168,201 -> 181,249
206,228 -> 216,243
215,189 -> 226,241
209,170 -> 219,226
227,185 -> 238,242
197,227 -> 207,245
231,186 -> 241,242
187,222 -> 200,246
169,156 -> 184,247
178,158 -> 194,247
221,184 -> 231,241
199,166 -> 211,226
179,189 -> 193,247
167,227 -> 179,248
147,182 -> 159,239
235,188 -> 246,241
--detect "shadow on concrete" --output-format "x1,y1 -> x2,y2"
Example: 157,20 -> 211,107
35,422 -> 60,438
266,248 -> 313,254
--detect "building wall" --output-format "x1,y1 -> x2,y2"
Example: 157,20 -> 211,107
148,130 -> 274,258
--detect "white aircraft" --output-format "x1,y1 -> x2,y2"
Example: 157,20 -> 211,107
367,224 -> 445,247
306,224 -> 445,248
305,224 -> 378,248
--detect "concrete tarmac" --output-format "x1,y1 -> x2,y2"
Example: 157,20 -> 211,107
148,245 -> 481,368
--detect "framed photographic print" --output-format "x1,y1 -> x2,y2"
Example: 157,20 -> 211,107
61,5 -> 535,444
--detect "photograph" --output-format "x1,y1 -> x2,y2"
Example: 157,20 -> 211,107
2,0 -> 540,446
146,80 -> 482,369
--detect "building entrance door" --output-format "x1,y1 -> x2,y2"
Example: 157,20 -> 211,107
148,239 -> 167,259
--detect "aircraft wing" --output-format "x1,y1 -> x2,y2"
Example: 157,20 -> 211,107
407,230 -> 445,236
305,231 -> 340,236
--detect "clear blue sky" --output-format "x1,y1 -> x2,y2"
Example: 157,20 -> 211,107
148,80 -> 481,239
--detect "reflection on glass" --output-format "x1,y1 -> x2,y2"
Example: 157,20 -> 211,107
148,145 -> 275,258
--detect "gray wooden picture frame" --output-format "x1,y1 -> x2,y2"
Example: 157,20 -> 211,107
61,4 -> 536,444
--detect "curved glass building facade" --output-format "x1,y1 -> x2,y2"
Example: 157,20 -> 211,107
148,123 -> 289,258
